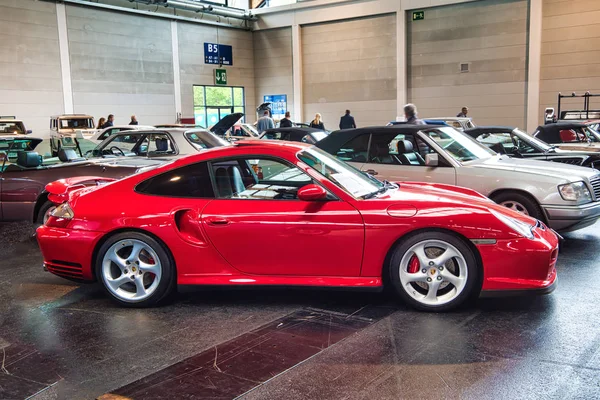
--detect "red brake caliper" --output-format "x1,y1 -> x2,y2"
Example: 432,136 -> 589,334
408,255 -> 420,273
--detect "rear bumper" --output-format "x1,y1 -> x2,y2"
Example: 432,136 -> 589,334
543,201 -> 600,232
36,225 -> 103,282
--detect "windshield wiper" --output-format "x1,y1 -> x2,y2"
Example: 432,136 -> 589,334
363,180 -> 398,199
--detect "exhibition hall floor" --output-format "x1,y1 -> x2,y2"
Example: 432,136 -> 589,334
0,223 -> 599,399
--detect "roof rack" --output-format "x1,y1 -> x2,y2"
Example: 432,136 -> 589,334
557,92 -> 600,120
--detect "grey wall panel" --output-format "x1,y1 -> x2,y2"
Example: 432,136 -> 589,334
0,0 -> 64,133
301,15 -> 396,128
253,28 -> 293,120
66,4 -> 175,126
539,0 -> 600,121
407,0 -> 528,128
178,22 -> 255,122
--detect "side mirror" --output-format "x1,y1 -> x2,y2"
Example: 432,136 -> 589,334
425,153 -> 438,167
26,130 -> 32,134
298,184 -> 327,201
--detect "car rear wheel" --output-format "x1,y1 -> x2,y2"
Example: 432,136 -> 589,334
491,191 -> 544,221
96,232 -> 175,307
36,200 -> 56,225
389,231 -> 479,312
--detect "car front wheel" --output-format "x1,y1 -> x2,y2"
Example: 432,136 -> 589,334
491,191 -> 544,221
389,231 -> 479,312
96,232 -> 175,307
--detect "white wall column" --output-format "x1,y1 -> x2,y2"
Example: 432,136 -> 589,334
56,3 -> 73,114
526,0 -> 543,132
396,7 -> 406,118
171,21 -> 182,121
291,23 -> 303,123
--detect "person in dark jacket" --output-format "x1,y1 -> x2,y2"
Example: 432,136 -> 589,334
309,113 -> 324,130
404,104 -> 425,125
279,111 -> 293,128
102,114 -> 114,129
456,107 -> 468,118
129,115 -> 138,125
339,110 -> 356,129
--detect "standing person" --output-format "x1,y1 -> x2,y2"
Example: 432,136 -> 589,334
339,109 -> 356,129
129,115 -> 138,125
256,110 -> 274,133
310,113 -> 324,130
96,117 -> 106,130
279,111 -> 293,128
102,114 -> 114,129
404,104 -> 425,125
456,107 -> 468,118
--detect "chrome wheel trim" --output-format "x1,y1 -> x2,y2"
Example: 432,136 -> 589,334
399,239 -> 468,306
43,206 -> 56,224
500,200 -> 529,215
101,239 -> 162,302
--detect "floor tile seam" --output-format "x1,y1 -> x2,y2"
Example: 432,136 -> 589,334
122,364 -> 206,397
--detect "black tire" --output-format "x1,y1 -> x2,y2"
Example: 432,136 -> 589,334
388,231 -> 479,312
36,200 -> 56,225
491,191 -> 544,221
95,232 -> 176,307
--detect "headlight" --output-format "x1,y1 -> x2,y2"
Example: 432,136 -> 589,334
558,181 -> 592,202
51,203 -> 74,219
491,209 -> 534,239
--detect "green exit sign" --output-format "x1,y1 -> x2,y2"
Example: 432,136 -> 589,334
215,68 -> 227,86
412,10 -> 425,21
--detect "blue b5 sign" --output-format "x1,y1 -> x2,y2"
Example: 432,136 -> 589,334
204,43 -> 233,66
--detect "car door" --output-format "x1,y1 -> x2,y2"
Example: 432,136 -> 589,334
201,156 -> 365,277
345,132 -> 456,185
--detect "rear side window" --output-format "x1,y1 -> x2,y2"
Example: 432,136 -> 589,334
337,134 -> 370,163
136,162 -> 214,198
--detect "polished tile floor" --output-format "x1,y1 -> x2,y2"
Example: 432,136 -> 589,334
0,222 -> 599,399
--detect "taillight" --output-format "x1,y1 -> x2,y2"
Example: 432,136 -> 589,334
45,203 -> 74,228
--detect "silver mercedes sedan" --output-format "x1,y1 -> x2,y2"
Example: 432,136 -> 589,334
317,125 -> 600,232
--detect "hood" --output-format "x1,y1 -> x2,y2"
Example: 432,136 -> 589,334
210,113 -> 244,136
465,154 -> 599,182
380,181 -> 536,225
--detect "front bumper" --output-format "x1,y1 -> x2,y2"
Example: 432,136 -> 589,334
36,225 -> 103,282
542,201 -> 600,232
478,224 -> 559,293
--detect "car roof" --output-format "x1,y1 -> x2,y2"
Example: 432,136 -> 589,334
464,126 -> 516,136
427,117 -> 472,121
535,122 -> 588,133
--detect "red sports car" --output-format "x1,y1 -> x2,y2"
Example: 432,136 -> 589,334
36,141 -> 559,311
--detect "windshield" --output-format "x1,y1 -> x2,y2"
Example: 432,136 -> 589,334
185,130 -> 229,150
514,128 -> 552,151
0,121 -> 26,134
423,127 -> 496,162
90,132 -> 177,158
311,131 -> 329,142
584,126 -> 600,142
298,147 -> 383,198
59,118 -> 94,130
243,124 -> 259,137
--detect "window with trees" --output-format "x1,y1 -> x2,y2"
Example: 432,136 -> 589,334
193,85 -> 245,128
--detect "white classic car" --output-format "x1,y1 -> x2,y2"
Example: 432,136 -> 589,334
317,125 -> 600,232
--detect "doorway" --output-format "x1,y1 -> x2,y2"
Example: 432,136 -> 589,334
193,85 -> 245,128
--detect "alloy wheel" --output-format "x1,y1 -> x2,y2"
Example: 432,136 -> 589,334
499,200 -> 529,215
398,239 -> 468,306
101,239 -> 162,302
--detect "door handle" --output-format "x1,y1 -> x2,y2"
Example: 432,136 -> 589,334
365,169 -> 378,176
207,217 -> 230,226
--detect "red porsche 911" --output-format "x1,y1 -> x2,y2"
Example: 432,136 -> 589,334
36,141 -> 559,311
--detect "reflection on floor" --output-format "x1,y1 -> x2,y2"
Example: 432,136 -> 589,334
0,222 -> 599,399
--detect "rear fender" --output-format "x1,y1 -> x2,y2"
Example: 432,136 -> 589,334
46,176 -> 116,204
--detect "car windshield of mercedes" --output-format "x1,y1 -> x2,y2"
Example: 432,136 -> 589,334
88,132 -> 177,158
422,127 -> 496,163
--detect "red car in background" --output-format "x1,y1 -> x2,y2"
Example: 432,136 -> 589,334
36,141 -> 558,312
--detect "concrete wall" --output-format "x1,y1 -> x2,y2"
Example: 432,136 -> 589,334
539,0 -> 600,120
253,28 -> 294,120
178,23 -> 256,122
407,0 -> 528,127
0,0 -> 64,133
301,15 -> 397,128
66,5 -> 175,126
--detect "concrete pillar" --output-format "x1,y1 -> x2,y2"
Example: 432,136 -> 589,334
291,24 -> 303,123
56,3 -> 73,114
171,21 -> 182,121
526,0 -> 542,132
396,8 -> 406,118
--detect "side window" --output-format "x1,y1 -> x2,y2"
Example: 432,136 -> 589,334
211,157 -> 313,200
337,134 -> 370,163
368,134 -> 402,165
143,134 -> 176,156
415,137 -> 451,167
136,162 -> 214,198
263,131 -> 282,140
